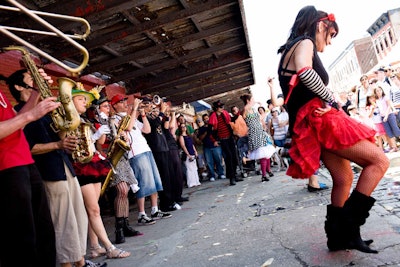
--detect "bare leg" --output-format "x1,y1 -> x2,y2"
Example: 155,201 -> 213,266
81,183 -> 113,249
308,174 -> 320,188
137,197 -> 145,213
320,150 -> 354,207
321,140 -> 389,207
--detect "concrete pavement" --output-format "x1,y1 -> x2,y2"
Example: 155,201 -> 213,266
95,152 -> 400,267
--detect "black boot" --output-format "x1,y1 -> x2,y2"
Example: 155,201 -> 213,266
325,204 -> 373,252
115,217 -> 125,244
341,190 -> 378,254
123,217 -> 143,237
325,204 -> 345,251
229,177 -> 236,186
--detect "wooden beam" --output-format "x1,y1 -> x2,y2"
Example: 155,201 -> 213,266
150,66 -> 252,97
115,39 -> 245,81
169,79 -> 253,104
56,0 -> 237,57
85,22 -> 241,72
130,51 -> 251,92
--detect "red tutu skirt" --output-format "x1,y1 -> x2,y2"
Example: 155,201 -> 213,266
287,98 -> 375,178
73,153 -> 111,178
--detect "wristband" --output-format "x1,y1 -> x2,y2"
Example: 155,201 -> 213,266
328,100 -> 339,110
141,114 -> 146,118
159,112 -> 165,117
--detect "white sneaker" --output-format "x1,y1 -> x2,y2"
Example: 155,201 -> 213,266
210,177 -> 215,182
220,175 -> 226,179
173,203 -> 182,210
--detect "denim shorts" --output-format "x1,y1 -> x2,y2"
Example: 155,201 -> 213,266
129,151 -> 163,198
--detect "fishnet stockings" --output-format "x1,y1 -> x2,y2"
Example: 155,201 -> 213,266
321,140 -> 389,207
114,182 -> 130,217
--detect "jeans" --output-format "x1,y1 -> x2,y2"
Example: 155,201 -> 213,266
382,113 -> 400,138
236,136 -> 249,158
204,146 -> 225,178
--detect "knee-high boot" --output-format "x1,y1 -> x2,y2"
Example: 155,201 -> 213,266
341,190 -> 378,254
115,217 -> 125,244
325,203 -> 374,252
324,204 -> 344,251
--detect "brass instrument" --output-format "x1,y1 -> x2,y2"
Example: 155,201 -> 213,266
153,95 -> 161,106
0,0 -> 90,74
68,122 -> 95,163
5,46 -> 81,132
100,115 -> 131,196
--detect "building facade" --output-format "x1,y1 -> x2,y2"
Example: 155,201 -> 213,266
328,7 -> 400,93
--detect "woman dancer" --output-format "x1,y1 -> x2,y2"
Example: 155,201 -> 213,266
277,5 -> 389,253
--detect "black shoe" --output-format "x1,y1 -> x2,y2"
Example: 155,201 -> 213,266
177,196 -> 189,202
261,176 -> 269,182
84,260 -> 108,267
123,218 -> 143,237
235,177 -> 244,182
268,171 -> 274,177
308,184 -> 328,192
229,178 -> 236,186
151,210 -> 173,220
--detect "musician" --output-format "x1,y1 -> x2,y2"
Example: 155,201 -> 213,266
0,69 -> 56,267
70,88 -> 130,259
95,94 -> 142,244
6,69 -> 110,267
142,98 -> 181,211
111,94 -> 172,225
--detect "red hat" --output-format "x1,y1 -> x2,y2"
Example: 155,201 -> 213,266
110,94 -> 128,106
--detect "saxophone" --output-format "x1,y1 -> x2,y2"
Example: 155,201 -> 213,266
68,121 -> 95,164
4,46 -> 81,132
100,114 -> 131,196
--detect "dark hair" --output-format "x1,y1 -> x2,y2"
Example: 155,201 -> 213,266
240,94 -> 251,105
278,6 -> 339,54
202,113 -> 209,120
374,86 -> 385,97
258,106 -> 265,112
365,94 -> 375,107
1,69 -> 28,102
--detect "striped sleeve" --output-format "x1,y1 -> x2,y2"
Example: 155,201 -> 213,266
298,67 -> 333,102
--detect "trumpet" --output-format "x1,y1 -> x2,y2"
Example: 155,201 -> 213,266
0,0 -> 90,75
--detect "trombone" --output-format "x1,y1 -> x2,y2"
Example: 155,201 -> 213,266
0,0 -> 90,75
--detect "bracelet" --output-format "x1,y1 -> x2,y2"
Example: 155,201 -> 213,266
141,114 -> 146,118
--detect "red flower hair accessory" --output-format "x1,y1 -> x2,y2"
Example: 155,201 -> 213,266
319,13 -> 335,22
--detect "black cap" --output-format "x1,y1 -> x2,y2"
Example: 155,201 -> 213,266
212,100 -> 224,109
96,92 -> 109,105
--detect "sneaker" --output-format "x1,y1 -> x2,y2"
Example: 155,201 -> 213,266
151,210 -> 172,220
220,175 -> 226,179
84,260 -> 108,267
210,177 -> 215,182
172,203 -> 182,210
137,214 -> 156,225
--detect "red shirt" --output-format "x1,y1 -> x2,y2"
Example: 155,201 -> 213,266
216,113 -> 231,139
0,92 -> 34,171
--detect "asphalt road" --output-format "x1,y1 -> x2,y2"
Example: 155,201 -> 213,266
95,153 -> 400,267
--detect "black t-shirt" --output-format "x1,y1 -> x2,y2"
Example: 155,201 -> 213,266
278,36 -> 329,134
143,116 -> 169,152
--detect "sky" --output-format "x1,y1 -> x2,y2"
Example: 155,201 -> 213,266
242,0 -> 400,102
